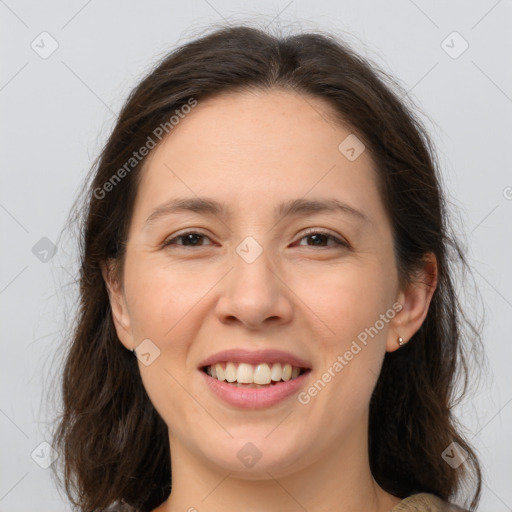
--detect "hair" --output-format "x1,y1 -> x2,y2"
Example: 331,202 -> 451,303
51,23 -> 484,512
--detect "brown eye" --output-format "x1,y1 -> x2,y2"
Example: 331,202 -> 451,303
163,231 -> 212,248
294,229 -> 349,249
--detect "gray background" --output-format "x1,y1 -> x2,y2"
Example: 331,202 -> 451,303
1,0 -> 511,510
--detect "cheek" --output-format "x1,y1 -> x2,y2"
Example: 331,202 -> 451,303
268,265 -> 395,451
123,254 -> 202,341
292,260 -> 396,345
292,261 -> 396,406
123,258 -> 204,427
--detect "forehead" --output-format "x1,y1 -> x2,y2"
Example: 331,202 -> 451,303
132,89 -> 383,226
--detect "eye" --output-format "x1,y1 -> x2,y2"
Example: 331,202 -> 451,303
162,231 -> 213,248
294,228 -> 349,249
161,229 -> 349,250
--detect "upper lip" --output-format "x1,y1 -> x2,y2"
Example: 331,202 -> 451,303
199,348 -> 312,370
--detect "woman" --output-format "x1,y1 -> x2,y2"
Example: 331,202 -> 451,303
52,24 -> 483,512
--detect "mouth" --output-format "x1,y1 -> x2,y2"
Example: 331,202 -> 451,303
200,361 -> 312,409
201,362 -> 310,388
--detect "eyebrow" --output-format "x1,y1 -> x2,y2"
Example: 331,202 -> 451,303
143,196 -> 369,229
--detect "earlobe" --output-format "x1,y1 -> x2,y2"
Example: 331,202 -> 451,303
386,253 -> 438,353
100,259 -> 134,350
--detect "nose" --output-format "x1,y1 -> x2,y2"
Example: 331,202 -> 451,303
215,244 -> 294,330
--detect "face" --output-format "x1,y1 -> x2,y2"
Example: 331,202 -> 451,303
105,89 -> 420,480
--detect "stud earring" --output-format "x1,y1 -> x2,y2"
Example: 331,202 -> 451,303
397,336 -> 404,347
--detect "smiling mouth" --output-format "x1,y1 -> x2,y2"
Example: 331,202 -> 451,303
201,362 -> 310,387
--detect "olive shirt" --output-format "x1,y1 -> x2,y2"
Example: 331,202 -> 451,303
105,492 -> 471,511
391,493 -> 470,511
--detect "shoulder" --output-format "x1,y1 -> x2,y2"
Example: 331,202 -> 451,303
390,493 -> 470,512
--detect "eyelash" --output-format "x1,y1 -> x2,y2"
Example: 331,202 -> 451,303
162,228 -> 349,250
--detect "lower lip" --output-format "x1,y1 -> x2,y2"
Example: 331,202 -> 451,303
200,370 -> 311,409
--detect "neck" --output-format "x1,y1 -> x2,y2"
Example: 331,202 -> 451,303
155,415 -> 401,512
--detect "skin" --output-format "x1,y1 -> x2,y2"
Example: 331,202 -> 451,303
103,89 -> 438,512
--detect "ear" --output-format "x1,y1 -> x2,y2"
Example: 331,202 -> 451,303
386,252 -> 438,353
101,259 -> 135,350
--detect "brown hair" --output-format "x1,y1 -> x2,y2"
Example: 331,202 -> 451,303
51,23 -> 484,511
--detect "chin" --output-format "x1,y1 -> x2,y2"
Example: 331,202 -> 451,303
201,435 -> 307,477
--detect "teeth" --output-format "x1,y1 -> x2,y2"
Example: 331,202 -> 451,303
271,362 -> 282,381
225,362 -> 237,382
253,363 -> 271,385
237,363 -> 253,384
215,363 -> 225,381
282,363 -> 292,381
205,362 -> 305,385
